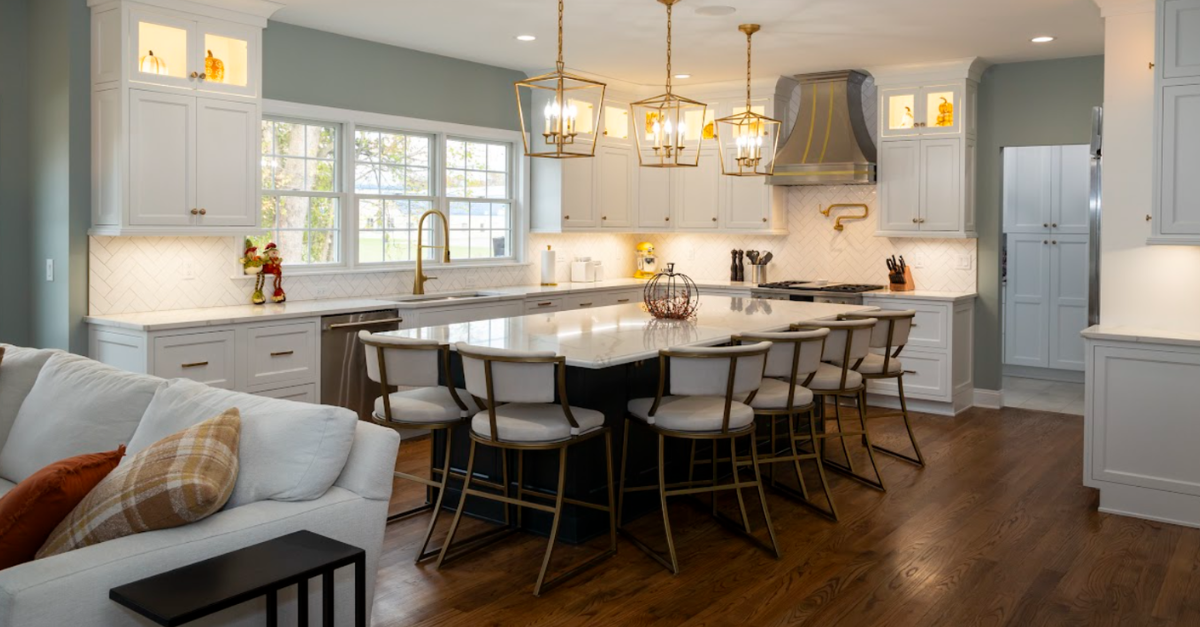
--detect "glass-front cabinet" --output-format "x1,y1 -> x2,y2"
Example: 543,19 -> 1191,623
130,10 -> 259,97
881,85 -> 964,138
602,101 -> 630,143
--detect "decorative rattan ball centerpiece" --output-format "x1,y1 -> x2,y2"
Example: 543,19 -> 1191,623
643,263 -> 700,320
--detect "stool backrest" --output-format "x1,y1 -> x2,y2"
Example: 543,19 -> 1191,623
733,329 -> 829,386
793,318 -> 876,390
359,331 -> 465,421
649,342 -> 772,433
456,343 -> 579,443
841,310 -> 915,350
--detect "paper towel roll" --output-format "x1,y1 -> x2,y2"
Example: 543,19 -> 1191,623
541,247 -> 557,286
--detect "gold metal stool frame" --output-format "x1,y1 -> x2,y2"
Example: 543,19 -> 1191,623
793,321 -> 888,493
435,348 -> 617,597
839,312 -> 926,467
618,344 -> 781,575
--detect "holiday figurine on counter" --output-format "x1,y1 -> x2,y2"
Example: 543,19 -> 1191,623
262,243 -> 287,303
239,242 -> 266,305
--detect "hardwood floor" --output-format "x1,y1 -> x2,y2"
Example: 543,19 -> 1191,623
371,406 -> 1200,626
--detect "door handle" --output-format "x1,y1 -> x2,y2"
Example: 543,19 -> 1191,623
326,317 -> 405,330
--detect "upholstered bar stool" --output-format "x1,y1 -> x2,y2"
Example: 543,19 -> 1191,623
732,329 -> 840,521
838,310 -> 925,467
359,331 -> 481,563
792,318 -> 886,492
620,342 -> 779,575
436,344 -> 616,597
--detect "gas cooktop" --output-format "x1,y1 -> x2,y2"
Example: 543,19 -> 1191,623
756,281 -> 886,294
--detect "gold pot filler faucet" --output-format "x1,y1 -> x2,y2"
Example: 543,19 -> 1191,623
413,209 -> 451,295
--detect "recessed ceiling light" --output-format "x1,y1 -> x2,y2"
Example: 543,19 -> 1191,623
1031,36 -> 1056,43
515,35 -> 537,42
696,5 -> 736,16
674,73 -> 692,79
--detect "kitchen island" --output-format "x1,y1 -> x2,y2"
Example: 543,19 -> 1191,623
380,296 -> 874,542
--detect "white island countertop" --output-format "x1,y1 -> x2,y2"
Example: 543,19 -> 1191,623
380,296 -> 874,369
1082,325 -> 1200,349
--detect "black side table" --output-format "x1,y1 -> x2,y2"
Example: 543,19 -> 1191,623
110,530 -> 366,627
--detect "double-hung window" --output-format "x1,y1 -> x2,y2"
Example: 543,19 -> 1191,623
257,118 -> 341,265
354,128 -> 435,264
445,138 -> 513,260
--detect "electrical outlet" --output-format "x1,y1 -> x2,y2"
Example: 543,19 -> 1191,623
181,264 -> 196,281
45,259 -> 54,282
908,254 -> 926,269
314,284 -> 331,298
956,254 -> 973,271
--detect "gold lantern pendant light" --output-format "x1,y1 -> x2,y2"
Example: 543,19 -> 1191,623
715,24 -> 781,177
140,50 -> 168,75
514,0 -> 607,159
631,0 -> 708,168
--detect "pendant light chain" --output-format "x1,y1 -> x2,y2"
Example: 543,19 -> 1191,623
556,0 -> 565,72
665,0 -> 673,92
745,30 -> 753,107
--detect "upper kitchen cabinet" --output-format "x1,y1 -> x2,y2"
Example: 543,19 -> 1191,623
1004,145 -> 1091,235
1151,0 -> 1200,245
872,59 -> 986,238
88,0 -> 277,236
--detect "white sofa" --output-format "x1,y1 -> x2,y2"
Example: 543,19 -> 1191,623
0,345 -> 400,626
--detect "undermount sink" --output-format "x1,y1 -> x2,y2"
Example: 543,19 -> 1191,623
391,292 -> 496,304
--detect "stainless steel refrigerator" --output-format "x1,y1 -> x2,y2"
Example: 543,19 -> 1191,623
1088,106 -> 1103,327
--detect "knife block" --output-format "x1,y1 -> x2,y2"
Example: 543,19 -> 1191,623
889,267 -> 915,292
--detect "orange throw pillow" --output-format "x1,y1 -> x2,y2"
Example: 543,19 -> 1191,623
0,446 -> 124,570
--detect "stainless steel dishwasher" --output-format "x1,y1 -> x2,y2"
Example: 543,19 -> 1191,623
321,309 -> 404,421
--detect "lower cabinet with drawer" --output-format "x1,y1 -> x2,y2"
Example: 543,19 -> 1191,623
90,318 -> 322,402
861,295 -> 976,415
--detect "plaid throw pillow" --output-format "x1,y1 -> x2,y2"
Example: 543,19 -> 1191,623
36,408 -> 241,559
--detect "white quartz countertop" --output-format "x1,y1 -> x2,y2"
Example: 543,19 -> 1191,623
84,276 -> 967,332
861,289 -> 978,302
380,297 -> 875,369
1082,325 -> 1200,349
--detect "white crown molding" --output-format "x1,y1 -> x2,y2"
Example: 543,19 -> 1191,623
867,57 -> 990,86
1092,0 -> 1155,17
89,0 -> 284,26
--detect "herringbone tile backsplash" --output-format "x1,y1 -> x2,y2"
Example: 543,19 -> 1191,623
89,185 -> 976,316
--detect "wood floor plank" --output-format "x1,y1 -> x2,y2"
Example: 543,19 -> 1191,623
369,407 -> 1200,626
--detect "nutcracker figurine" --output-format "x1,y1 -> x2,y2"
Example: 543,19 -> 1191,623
239,242 -> 267,305
262,243 -> 287,303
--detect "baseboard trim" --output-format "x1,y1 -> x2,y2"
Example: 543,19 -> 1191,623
973,389 -> 1003,409
1002,365 -> 1085,384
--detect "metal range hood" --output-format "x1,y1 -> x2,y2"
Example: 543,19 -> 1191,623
768,70 -> 877,186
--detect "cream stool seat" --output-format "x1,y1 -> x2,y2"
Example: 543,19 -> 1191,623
627,396 -> 756,432
470,403 -> 605,443
374,387 -> 481,424
807,363 -> 864,391
841,353 -> 904,375
745,378 -> 815,411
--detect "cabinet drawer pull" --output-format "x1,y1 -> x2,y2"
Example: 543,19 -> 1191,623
327,317 -> 404,330
181,361 -> 209,369
579,302 -> 593,307
617,298 -> 631,303
910,323 -> 919,328
537,301 -> 554,307
270,350 -> 294,357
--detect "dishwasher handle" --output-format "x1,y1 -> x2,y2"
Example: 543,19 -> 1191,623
326,317 -> 405,330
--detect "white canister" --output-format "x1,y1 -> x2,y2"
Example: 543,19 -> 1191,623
571,259 -> 596,283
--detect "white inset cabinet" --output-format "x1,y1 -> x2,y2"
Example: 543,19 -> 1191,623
1152,0 -> 1200,245
1003,145 -> 1091,235
676,152 -> 722,229
89,0 -> 274,236
873,60 -> 985,239
595,145 -> 635,229
1004,233 -> 1089,371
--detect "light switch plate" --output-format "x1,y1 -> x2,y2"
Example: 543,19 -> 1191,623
45,259 -> 54,282
956,254 -> 973,270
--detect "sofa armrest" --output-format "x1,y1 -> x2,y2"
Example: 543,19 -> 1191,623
0,488 -> 388,627
333,421 -> 400,501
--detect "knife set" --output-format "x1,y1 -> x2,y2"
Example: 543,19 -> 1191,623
886,255 -> 915,292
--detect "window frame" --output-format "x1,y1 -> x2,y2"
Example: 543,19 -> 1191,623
255,100 -> 529,275
443,135 -> 517,262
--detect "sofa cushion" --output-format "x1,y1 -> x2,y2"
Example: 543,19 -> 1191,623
0,446 -> 125,570
126,379 -> 357,509
0,353 -> 164,484
0,480 -> 14,500
0,346 -> 59,453
38,409 -> 240,560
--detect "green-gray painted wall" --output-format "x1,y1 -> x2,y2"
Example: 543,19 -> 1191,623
263,21 -> 528,131
0,0 -> 31,345
974,56 -> 1104,390
27,0 -> 90,353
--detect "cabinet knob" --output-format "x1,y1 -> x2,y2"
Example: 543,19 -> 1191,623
665,216 -> 670,221
912,218 -> 918,224
564,215 -> 570,220
1150,62 -> 1156,70
198,72 -> 207,81
199,208 -> 207,216
1043,240 -> 1049,245
762,218 -> 768,223
712,217 -> 717,222
190,208 -> 199,215
602,216 -> 607,220
1146,214 -> 1153,222
1052,240 -> 1057,245
1051,223 -> 1058,228
190,72 -> 198,79
1043,223 -> 1049,228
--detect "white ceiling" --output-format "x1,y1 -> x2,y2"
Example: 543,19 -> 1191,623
271,0 -> 1104,85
